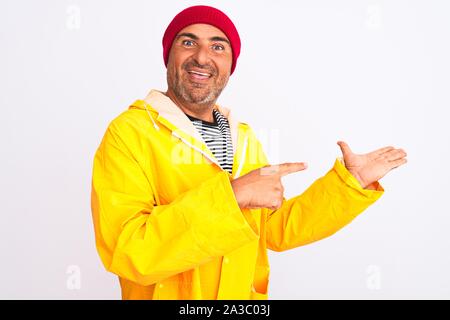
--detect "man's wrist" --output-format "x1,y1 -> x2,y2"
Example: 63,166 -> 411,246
348,169 -> 368,189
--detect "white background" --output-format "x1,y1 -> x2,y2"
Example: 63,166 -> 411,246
1,0 -> 449,299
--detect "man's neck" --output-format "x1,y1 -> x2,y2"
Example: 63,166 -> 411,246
164,89 -> 215,123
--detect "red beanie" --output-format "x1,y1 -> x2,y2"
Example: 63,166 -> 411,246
162,5 -> 241,75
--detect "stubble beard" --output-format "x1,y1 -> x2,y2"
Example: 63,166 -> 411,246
168,67 -> 229,110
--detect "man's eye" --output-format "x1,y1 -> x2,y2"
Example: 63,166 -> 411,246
212,44 -> 225,51
182,40 -> 195,46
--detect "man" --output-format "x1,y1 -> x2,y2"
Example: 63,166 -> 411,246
91,5 -> 407,300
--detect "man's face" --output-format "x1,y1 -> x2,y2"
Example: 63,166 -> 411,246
166,24 -> 233,106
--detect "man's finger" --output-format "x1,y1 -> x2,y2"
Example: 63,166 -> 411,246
337,141 -> 353,156
276,162 -> 308,176
261,163 -> 307,176
374,146 -> 395,155
389,157 -> 408,170
383,149 -> 407,161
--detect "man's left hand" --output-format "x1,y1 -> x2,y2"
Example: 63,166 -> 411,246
337,141 -> 408,189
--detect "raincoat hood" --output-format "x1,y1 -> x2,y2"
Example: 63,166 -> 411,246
130,90 -> 241,156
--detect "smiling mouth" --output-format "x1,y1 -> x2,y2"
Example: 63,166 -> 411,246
187,70 -> 213,81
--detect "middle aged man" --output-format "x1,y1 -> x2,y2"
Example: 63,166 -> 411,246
91,5 -> 408,300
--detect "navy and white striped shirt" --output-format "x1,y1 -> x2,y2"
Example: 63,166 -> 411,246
186,109 -> 234,174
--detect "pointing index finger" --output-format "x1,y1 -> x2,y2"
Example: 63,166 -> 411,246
277,162 -> 308,176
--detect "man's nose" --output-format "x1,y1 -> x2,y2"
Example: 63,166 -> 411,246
192,44 -> 210,67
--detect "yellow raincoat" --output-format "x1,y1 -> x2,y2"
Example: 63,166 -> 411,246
91,90 -> 384,300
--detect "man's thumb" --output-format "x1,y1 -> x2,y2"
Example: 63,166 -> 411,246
337,141 -> 352,155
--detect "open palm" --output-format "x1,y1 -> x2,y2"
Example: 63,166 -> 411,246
337,141 -> 407,189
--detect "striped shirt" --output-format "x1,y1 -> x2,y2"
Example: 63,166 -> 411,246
186,109 -> 234,174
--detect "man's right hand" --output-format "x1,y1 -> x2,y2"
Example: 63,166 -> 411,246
231,162 -> 308,210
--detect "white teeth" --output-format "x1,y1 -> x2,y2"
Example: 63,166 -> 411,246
188,71 -> 211,77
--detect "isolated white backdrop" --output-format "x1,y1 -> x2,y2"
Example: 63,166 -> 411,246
1,0 -> 449,299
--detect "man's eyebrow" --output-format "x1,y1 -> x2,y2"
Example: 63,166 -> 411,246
176,33 -> 230,45
209,36 -> 230,44
176,32 -> 199,40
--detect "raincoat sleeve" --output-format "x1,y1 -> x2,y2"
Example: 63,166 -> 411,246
91,124 -> 258,286
265,158 -> 384,252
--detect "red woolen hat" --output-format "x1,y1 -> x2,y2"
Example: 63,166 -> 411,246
162,5 -> 241,75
